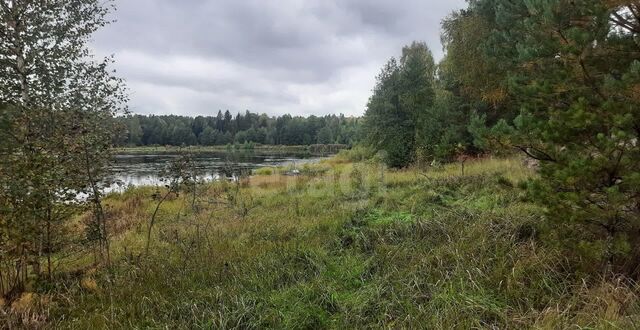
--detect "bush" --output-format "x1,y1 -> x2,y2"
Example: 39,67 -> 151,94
332,145 -> 374,164
254,167 -> 274,176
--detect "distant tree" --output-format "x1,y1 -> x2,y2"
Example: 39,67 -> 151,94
223,110 -> 233,133
317,126 -> 333,144
234,130 -> 248,144
217,131 -> 233,145
170,124 -> 196,146
258,113 -> 269,128
127,116 -> 144,146
192,116 -> 208,137
198,126 -> 218,146
114,112 -> 361,147
215,110 -> 224,131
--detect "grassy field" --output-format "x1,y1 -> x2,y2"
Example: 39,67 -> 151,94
4,153 -> 640,328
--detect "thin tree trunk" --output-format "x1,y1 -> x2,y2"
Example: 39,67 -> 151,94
7,1 -> 30,107
103,211 -> 111,265
46,211 -> 52,281
145,189 -> 172,255
0,259 -> 5,296
83,140 -> 110,265
191,161 -> 197,212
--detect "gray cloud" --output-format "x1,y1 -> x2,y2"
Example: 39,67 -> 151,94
92,0 -> 467,117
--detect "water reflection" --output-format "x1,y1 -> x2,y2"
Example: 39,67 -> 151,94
105,151 -> 324,194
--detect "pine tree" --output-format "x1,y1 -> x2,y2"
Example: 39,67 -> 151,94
471,0 -> 640,274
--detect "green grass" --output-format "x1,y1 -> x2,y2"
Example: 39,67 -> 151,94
4,157 -> 640,329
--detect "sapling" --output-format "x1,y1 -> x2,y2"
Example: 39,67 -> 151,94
145,153 -> 192,255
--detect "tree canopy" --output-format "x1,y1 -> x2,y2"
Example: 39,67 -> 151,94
440,0 -> 640,273
363,42 -> 436,167
116,111 -> 361,147
0,0 -> 126,291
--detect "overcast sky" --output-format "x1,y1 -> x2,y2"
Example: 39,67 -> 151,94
92,0 -> 467,117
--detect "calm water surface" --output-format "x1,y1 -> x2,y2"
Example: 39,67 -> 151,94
106,151 -> 325,193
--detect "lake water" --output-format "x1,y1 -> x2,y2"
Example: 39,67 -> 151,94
105,151 -> 325,193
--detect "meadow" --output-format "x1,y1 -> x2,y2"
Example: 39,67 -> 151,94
3,151 -> 640,329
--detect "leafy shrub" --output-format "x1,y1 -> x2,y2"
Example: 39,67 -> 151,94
332,145 -> 374,164
254,167 -> 274,176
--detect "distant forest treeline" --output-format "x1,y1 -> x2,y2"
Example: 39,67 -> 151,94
115,110 -> 362,147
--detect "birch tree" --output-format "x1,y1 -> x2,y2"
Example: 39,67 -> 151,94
0,0 -> 126,295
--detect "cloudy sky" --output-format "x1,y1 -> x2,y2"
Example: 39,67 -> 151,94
92,0 -> 467,117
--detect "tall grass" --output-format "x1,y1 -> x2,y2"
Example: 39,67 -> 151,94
3,156 -> 640,328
